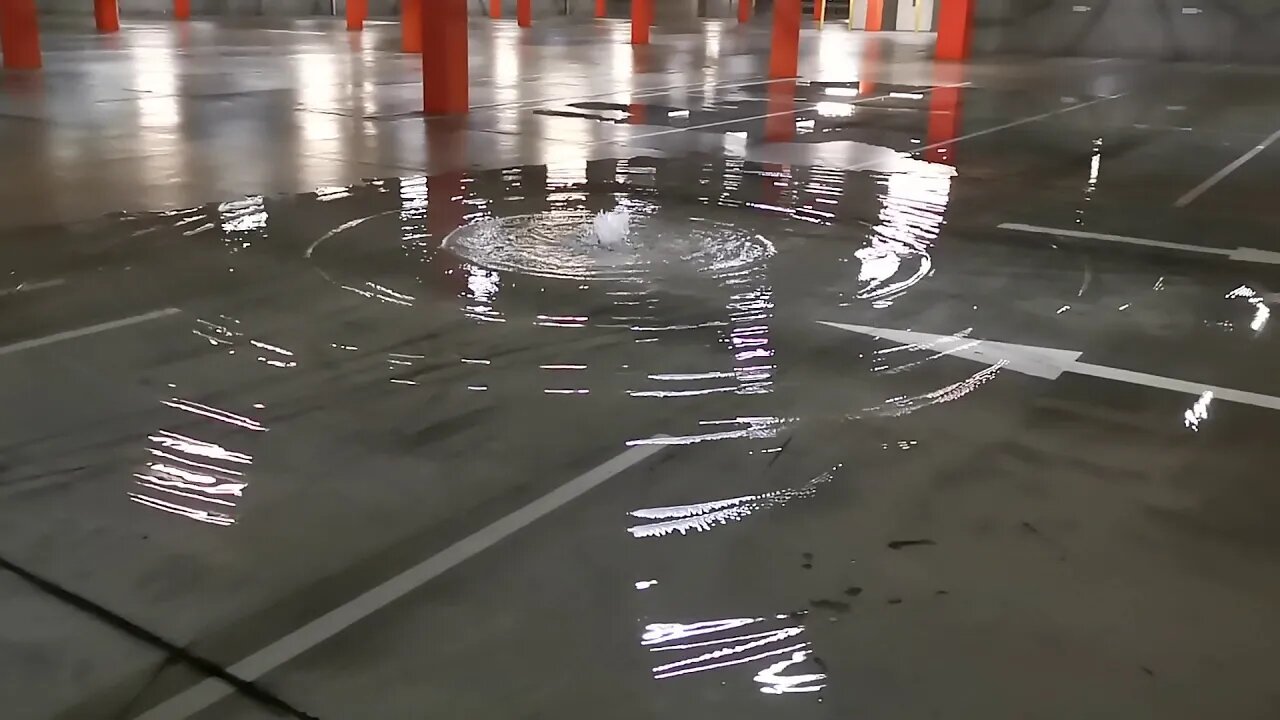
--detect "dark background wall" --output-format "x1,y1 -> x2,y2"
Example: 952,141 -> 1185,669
972,0 -> 1280,64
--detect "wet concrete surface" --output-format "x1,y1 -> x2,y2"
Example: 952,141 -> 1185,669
3,14 -> 1280,720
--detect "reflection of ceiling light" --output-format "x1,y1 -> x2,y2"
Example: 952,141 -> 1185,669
824,87 -> 859,97
889,92 -> 924,100
668,110 -> 690,117
815,101 -> 854,117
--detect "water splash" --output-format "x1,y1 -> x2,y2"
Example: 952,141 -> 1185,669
585,207 -> 632,250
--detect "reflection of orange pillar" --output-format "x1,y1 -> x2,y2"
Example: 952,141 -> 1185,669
763,81 -> 796,142
0,0 -> 42,70
763,163 -> 788,206
423,123 -> 468,294
596,0 -> 607,18
518,0 -> 532,27
95,0 -> 121,32
769,0 -> 800,78
738,0 -> 751,23
628,102 -> 648,125
428,169 -> 467,237
402,0 -> 423,53
423,0 -> 469,114
490,0 -> 502,19
859,35 -> 881,95
865,0 -> 884,31
924,85 -> 962,164
347,0 -> 367,30
936,0 -> 975,60
631,0 -> 651,44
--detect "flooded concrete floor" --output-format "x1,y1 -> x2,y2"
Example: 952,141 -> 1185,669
3,15 -> 1280,720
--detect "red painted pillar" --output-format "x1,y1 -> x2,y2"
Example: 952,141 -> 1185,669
518,0 -> 532,27
737,0 -> 751,23
402,0 -> 423,52
95,0 -> 121,32
423,0 -> 469,114
865,0 -> 884,31
814,0 -> 826,25
595,0 -> 607,19
936,0 -> 975,60
768,0 -> 800,78
631,0 -> 651,45
490,0 -> 503,19
0,0 -> 42,70
347,0 -> 367,30
174,0 -> 191,20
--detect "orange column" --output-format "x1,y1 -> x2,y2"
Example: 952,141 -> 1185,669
0,0 -> 42,70
174,0 -> 191,20
423,0 -> 469,114
936,0 -> 975,60
595,0 -> 607,19
814,0 -> 826,25
491,0 -> 502,18
402,0 -> 423,52
95,0 -> 121,32
768,0 -> 800,78
631,0 -> 651,44
347,0 -> 367,30
737,0 -> 751,23
865,0 -> 884,31
517,0 -> 532,27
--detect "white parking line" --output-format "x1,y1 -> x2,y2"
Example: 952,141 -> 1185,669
1174,126 -> 1280,207
0,278 -> 65,296
998,223 -> 1280,264
357,76 -> 795,120
463,76 -> 794,113
907,94 -> 1126,158
134,439 -> 668,720
608,81 -> 972,146
0,308 -> 182,358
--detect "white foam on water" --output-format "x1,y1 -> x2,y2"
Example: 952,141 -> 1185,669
586,207 -> 633,250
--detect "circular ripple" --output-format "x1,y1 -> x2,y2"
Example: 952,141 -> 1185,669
441,200 -> 776,281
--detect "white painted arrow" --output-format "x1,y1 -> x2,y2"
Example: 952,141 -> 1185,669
819,321 -> 1280,411
998,223 -> 1280,265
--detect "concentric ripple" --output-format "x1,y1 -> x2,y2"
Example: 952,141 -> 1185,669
442,199 -> 776,281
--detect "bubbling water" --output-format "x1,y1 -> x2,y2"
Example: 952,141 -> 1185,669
442,201 -> 775,282
585,207 -> 633,250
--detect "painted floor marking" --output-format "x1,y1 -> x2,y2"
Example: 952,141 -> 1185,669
0,308 -> 182,358
135,440 -> 668,719
999,223 -> 1280,264
1175,126 -> 1280,207
819,321 -> 1280,411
